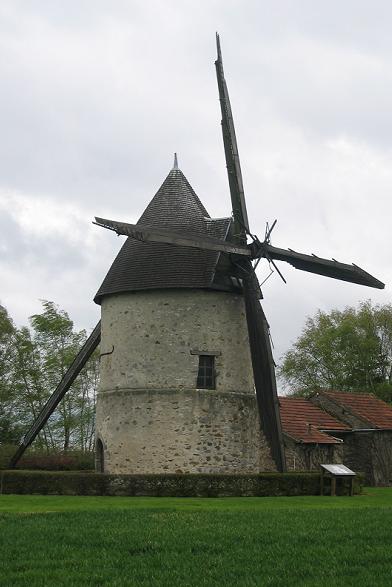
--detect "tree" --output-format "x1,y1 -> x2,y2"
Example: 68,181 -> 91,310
0,305 -> 24,443
0,301 -> 99,451
279,301 -> 392,401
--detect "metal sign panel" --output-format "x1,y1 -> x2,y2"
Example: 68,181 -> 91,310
321,464 -> 356,476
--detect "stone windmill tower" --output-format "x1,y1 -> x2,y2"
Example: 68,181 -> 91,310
93,159 -> 276,474
10,36 -> 384,473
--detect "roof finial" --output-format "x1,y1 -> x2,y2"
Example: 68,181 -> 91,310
173,152 -> 178,170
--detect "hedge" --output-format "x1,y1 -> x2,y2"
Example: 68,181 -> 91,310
0,471 -> 362,497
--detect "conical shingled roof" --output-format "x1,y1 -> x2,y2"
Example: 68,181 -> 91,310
94,167 -> 232,304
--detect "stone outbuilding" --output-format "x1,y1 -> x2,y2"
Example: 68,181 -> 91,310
279,397 -> 347,471
279,391 -> 392,485
311,391 -> 392,486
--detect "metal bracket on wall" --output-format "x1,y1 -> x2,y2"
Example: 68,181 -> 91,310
100,345 -> 114,359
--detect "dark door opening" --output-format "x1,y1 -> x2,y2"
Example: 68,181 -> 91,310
96,438 -> 104,473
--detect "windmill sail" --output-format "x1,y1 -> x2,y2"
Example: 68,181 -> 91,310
262,244 -> 385,289
94,217 -> 251,257
215,33 -> 249,240
242,271 -> 287,472
95,217 -> 385,290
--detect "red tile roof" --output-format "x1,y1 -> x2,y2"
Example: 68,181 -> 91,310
321,390 -> 392,429
279,397 -> 350,444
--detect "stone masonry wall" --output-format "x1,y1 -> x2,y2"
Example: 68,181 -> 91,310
96,388 -> 276,474
96,289 -> 276,474
284,436 -> 343,472
99,290 -> 254,394
335,430 -> 392,486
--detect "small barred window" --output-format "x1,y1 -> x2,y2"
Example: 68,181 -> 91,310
196,355 -> 215,389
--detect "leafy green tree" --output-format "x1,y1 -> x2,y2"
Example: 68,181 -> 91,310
279,301 -> 392,400
1,301 -> 99,452
0,305 -> 24,443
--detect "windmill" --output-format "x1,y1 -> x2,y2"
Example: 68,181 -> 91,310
10,35 -> 384,473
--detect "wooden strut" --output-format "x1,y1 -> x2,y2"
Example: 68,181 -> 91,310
9,321 -> 101,468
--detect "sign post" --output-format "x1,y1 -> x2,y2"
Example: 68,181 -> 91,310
320,464 -> 356,496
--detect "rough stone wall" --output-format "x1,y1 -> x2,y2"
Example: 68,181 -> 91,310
284,436 -> 343,472
334,431 -> 373,483
96,388 -> 275,474
335,431 -> 392,486
99,290 -> 254,393
96,289 -> 276,474
370,431 -> 392,486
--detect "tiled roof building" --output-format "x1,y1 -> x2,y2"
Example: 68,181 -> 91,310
280,391 -> 392,485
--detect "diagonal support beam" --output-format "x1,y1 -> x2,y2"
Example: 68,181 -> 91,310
9,321 -> 101,468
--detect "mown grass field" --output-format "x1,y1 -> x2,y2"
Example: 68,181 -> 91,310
1,489 -> 392,586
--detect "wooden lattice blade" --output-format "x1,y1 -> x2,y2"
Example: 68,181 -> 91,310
261,244 -> 385,289
215,34 -> 249,239
94,217 -> 251,257
242,268 -> 286,472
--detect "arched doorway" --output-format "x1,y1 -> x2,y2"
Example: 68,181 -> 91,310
96,438 -> 105,473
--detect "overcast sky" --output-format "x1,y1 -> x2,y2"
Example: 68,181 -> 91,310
0,0 -> 391,370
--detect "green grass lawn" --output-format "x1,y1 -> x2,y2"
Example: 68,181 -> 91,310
1,488 -> 392,586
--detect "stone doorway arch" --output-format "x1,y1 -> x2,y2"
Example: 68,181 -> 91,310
96,438 -> 105,473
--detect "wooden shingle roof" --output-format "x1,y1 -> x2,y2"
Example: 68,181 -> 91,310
94,167 -> 232,304
279,397 -> 350,444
